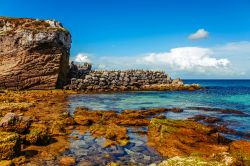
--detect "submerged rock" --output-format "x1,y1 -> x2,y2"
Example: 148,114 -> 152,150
0,17 -> 71,89
59,156 -> 76,166
186,107 -> 245,115
0,132 -> 21,160
152,155 -> 234,166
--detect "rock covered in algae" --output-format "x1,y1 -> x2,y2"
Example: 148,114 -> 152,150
26,123 -> 51,145
229,140 -> 250,165
147,118 -> 228,158
150,155 -> 235,166
0,131 -> 21,160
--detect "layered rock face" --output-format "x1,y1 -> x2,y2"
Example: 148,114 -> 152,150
0,17 -> 71,89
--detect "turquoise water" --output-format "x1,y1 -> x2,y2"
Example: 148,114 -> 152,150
68,80 -> 250,139
66,80 -> 250,165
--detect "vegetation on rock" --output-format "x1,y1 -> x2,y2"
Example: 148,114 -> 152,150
0,132 -> 21,160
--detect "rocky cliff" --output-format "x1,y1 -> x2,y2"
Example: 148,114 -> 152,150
0,17 -> 71,89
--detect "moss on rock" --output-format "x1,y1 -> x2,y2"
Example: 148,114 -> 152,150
148,118 -> 228,158
0,132 -> 21,160
26,124 -> 51,145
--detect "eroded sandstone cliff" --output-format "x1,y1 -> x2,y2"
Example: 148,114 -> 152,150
0,17 -> 71,89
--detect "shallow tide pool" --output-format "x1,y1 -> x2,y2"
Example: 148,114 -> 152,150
65,80 -> 250,165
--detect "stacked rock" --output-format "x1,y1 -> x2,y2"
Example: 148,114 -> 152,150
66,70 -> 172,91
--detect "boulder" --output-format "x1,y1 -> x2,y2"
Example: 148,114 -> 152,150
0,17 -> 71,89
0,113 -> 30,133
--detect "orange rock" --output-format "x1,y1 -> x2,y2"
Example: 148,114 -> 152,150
230,140 -> 250,156
147,118 -> 228,158
60,156 -> 76,166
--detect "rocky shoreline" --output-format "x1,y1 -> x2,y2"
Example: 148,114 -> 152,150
0,17 -> 249,166
0,90 -> 250,165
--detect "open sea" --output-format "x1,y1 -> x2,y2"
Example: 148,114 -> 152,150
65,80 -> 250,165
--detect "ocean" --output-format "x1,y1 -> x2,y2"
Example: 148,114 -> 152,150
66,80 -> 250,165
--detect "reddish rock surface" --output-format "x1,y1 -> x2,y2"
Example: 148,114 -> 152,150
147,118 -> 229,158
0,17 -> 71,89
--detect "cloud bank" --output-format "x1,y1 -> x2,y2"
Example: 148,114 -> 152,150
188,29 -> 208,40
73,41 -> 250,78
141,47 -> 230,73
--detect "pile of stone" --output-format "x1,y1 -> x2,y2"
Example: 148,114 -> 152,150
65,70 -> 173,91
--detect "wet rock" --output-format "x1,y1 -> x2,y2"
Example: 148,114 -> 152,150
154,156 -> 232,166
26,123 -> 51,145
186,107 -> 245,115
188,115 -> 221,123
0,113 -> 30,134
168,108 -> 183,113
59,156 -> 76,166
229,140 -> 250,165
204,116 -> 221,123
0,132 -> 21,160
0,160 -> 13,166
89,123 -> 129,147
153,114 -> 166,119
12,156 -> 26,165
107,162 -> 121,166
51,120 -> 66,135
78,160 -> 96,166
147,118 -> 228,158
188,115 -> 206,121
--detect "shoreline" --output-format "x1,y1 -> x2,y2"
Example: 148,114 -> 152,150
0,90 -> 249,165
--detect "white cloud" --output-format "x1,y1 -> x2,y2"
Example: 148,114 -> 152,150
73,41 -> 250,77
75,53 -> 91,63
141,47 -> 230,73
188,28 -> 208,40
214,41 -> 250,55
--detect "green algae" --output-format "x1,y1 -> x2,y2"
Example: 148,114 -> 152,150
156,156 -> 227,166
0,132 -> 20,160
26,124 -> 51,145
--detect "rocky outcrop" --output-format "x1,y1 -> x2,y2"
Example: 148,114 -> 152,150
65,69 -> 200,91
0,17 -> 71,89
147,118 -> 229,158
148,118 -> 250,165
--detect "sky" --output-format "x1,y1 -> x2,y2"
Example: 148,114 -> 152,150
1,0 -> 250,79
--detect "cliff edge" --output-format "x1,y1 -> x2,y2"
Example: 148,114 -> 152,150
0,17 -> 71,89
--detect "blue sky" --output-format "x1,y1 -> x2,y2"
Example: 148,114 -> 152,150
1,0 -> 250,78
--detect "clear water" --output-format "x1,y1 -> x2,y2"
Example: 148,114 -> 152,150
66,80 -> 250,165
